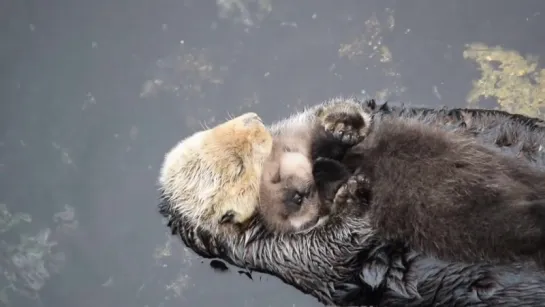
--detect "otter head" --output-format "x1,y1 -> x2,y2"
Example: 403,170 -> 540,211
158,112 -> 273,235
258,150 -> 330,234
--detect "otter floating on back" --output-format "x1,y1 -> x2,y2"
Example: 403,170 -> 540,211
158,98 -> 545,306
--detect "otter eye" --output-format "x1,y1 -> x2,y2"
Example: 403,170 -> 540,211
292,192 -> 304,206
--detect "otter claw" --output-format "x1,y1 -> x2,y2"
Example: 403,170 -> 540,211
346,174 -> 370,196
322,112 -> 366,145
333,174 -> 371,207
333,184 -> 351,206
353,173 -> 370,187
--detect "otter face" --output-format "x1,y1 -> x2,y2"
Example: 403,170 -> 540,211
259,151 -> 329,233
158,112 -> 273,234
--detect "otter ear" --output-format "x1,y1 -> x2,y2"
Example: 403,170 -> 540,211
312,158 -> 351,201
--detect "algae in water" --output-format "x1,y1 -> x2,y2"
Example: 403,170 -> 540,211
338,8 -> 406,101
464,42 -> 545,118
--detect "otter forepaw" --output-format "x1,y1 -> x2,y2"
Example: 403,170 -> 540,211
333,174 -> 371,208
319,107 -> 368,145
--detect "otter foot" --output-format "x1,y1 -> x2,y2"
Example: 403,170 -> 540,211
333,173 -> 371,208
318,104 -> 369,145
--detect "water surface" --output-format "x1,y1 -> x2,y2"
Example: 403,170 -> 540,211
1,0 -> 545,306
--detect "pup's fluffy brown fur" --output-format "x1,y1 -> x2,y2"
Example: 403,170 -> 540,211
318,113 -> 545,266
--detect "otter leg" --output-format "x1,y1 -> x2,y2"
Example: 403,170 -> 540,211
333,173 -> 371,208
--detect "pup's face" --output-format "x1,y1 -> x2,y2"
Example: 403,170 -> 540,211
259,152 -> 328,233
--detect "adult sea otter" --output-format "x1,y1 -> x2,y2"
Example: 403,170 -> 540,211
158,97 -> 545,306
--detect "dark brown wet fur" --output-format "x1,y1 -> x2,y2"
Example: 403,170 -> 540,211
332,114 -> 545,266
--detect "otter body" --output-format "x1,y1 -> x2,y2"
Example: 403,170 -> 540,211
159,98 -> 545,306
316,113 -> 545,266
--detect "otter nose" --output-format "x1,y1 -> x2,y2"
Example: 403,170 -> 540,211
240,112 -> 263,126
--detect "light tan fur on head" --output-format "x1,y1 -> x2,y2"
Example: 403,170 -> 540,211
158,112 -> 273,234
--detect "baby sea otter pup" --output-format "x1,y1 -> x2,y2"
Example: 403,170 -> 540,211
257,102 -> 371,234
316,114 -> 545,266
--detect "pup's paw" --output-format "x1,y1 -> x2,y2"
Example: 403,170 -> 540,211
333,173 -> 371,207
318,104 -> 369,145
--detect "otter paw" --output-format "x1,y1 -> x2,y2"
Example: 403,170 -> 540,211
321,110 -> 367,145
333,174 -> 370,207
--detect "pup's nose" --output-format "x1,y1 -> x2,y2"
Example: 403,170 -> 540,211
240,112 -> 263,126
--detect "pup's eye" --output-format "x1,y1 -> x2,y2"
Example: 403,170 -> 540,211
292,192 -> 304,206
